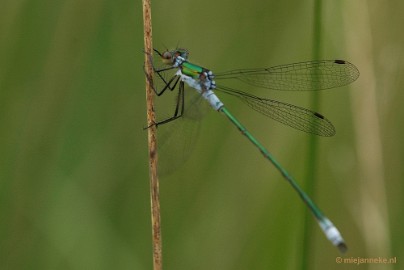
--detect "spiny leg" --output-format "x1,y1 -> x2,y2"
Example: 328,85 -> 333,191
144,81 -> 186,129
143,49 -> 180,96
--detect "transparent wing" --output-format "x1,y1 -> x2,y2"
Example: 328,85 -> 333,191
216,86 -> 335,136
215,60 -> 359,91
157,85 -> 210,175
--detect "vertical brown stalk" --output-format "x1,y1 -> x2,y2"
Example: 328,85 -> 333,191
142,0 -> 162,269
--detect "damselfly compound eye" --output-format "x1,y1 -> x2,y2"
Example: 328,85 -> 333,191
162,51 -> 172,60
161,51 -> 174,65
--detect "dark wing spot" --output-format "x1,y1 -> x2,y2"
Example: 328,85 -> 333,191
334,60 -> 346,64
313,112 -> 325,119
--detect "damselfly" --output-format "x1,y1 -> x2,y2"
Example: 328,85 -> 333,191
145,48 -> 359,252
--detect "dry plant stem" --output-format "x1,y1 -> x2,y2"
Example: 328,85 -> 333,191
142,0 -> 162,269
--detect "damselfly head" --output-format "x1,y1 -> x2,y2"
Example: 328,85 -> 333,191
161,50 -> 174,65
173,48 -> 189,59
160,48 -> 189,65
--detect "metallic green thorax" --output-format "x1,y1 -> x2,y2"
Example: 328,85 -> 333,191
181,61 -> 205,78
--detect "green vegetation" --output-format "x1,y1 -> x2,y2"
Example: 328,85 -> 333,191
1,1 -> 402,269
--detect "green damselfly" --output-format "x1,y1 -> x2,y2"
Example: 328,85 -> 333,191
146,48 -> 359,252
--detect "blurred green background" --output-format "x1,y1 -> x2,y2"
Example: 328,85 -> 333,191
1,0 -> 402,269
